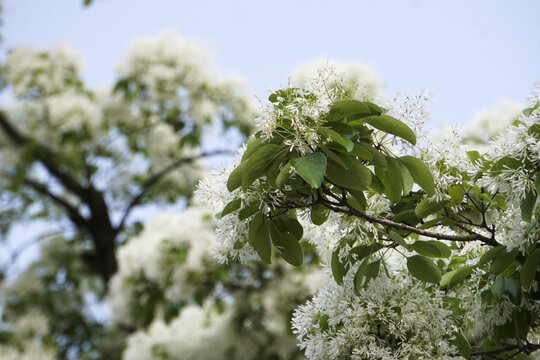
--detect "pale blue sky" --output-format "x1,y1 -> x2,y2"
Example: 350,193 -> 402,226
3,0 -> 540,126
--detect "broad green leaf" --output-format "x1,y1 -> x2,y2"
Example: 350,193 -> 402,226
354,259 -> 380,291
478,246 -> 506,267
399,161 -> 414,194
348,190 -> 367,211
269,221 -> 303,266
399,156 -> 435,196
350,143 -> 373,161
318,127 -> 354,152
521,189 -> 536,223
227,162 -> 245,192
327,100 -> 375,121
520,248 -> 540,290
281,217 -> 303,240
412,240 -> 451,258
241,136 -> 264,162
276,163 -> 292,188
492,274 -> 521,305
311,204 -> 329,225
326,121 -> 354,135
331,248 -> 347,285
238,201 -> 259,221
415,198 -> 447,218
490,248 -> 518,276
290,152 -> 327,189
242,144 -> 281,190
452,332 -> 471,359
378,157 -> 403,203
356,142 -> 386,168
535,172 -> 540,195
249,214 -> 271,264
491,156 -> 522,173
407,255 -> 441,283
466,150 -> 481,165
440,266 -> 473,289
325,161 -> 371,191
388,230 -> 408,248
361,114 -> 416,145
220,198 -> 241,218
321,146 -> 352,170
266,149 -> 289,187
447,185 -> 465,204
350,243 -> 384,261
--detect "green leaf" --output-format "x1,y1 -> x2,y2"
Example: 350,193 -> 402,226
447,185 -> 465,204
321,146 -> 352,170
325,161 -> 371,191
276,163 -> 292,188
350,243 -> 384,261
412,240 -> 451,258
241,136 -> 264,162
354,259 -> 380,291
290,152 -> 327,189
378,157 -> 403,203
520,248 -> 540,290
281,217 -> 303,240
318,127 -> 354,152
311,204 -> 329,225
361,114 -> 416,145
249,214 -> 272,264
415,198 -> 448,218
479,246 -> 506,267
452,332 -> 471,359
238,201 -> 259,221
356,142 -> 386,168
399,161 -> 414,194
220,198 -> 241,218
399,156 -> 435,196
490,248 -> 518,276
440,266 -> 473,289
520,189 -> 536,223
331,248 -> 347,285
535,172 -> 540,195
269,221 -> 303,266
407,255 -> 441,283
348,190 -> 367,211
242,144 -> 281,190
388,230 -> 408,248
492,274 -> 521,305
327,100 -> 375,121
227,162 -> 245,192
349,143 -> 373,161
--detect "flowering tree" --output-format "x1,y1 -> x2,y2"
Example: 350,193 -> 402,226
0,33 -> 255,282
202,68 -> 540,359
0,33 -> 255,359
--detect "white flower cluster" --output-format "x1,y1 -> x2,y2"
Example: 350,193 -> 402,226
464,99 -> 523,148
290,59 -> 383,101
196,151 -> 260,263
292,272 -> 457,360
2,44 -> 83,98
116,33 -> 256,128
0,309 -> 54,360
109,207 -> 217,325
122,304 -> 236,360
258,62 -> 383,155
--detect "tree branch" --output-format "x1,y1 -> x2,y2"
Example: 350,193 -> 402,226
0,111 -> 87,199
25,178 -> 88,228
115,150 -> 233,231
322,200 -> 499,245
